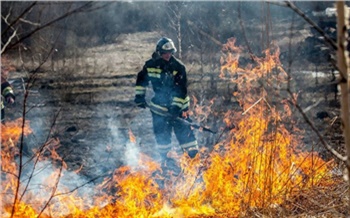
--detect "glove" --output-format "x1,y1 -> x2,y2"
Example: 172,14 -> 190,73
134,95 -> 146,108
168,105 -> 181,118
186,147 -> 199,159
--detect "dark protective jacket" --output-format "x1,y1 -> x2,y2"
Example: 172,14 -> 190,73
135,53 -> 198,155
135,54 -> 190,116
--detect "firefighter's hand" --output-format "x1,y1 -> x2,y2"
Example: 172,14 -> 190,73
134,96 -> 146,108
181,110 -> 192,122
186,147 -> 199,159
168,106 -> 181,118
6,96 -> 14,104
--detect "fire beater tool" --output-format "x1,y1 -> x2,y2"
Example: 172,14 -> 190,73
144,102 -> 217,134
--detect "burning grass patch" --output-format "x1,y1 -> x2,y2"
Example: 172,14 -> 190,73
1,37 -> 348,217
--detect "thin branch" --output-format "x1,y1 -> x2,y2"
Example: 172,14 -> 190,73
37,162 -> 64,218
1,10 -> 21,53
281,2 -> 346,163
270,1 -> 337,50
53,172 -> 111,197
11,28 -> 64,215
238,2 -> 255,61
242,97 -> 263,115
302,99 -> 322,113
187,20 -> 222,47
1,29 -> 17,54
289,97 -> 347,162
1,169 -> 19,179
1,1 -> 38,37
3,2 -> 94,53
78,2 -> 112,13
18,18 -> 40,26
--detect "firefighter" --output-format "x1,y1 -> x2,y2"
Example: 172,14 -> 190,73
1,66 -> 15,123
134,37 -> 199,164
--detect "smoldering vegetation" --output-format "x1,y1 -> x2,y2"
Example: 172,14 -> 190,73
1,2 -> 348,216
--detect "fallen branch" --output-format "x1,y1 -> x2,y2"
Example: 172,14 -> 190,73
242,97 -> 263,115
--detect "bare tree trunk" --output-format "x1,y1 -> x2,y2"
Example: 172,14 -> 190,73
167,2 -> 182,59
176,12 -> 182,59
336,1 -> 350,207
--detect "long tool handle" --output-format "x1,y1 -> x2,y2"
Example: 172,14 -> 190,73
145,102 -> 217,134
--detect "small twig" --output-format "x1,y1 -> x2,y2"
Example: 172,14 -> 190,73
302,99 -> 322,113
262,97 -> 272,111
330,116 -> 338,126
242,97 -> 263,115
18,18 -> 40,26
37,162 -> 64,218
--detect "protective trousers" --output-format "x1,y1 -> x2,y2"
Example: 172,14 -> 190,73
151,112 -> 197,160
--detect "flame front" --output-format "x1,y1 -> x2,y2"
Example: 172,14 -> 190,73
210,38 -> 334,213
1,38 -> 337,217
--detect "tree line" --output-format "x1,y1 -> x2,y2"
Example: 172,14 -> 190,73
1,1 -> 334,59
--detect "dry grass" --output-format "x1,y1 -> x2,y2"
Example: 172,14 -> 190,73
3,31 -> 348,217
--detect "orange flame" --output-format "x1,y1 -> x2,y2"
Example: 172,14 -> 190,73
1,38 -> 337,217
128,129 -> 136,143
210,37 -> 335,213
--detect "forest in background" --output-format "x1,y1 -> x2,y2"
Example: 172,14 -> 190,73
1,1 -> 337,63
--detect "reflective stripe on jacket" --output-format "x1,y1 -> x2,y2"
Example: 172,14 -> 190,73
135,55 -> 190,115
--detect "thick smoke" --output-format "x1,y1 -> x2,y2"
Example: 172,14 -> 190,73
18,156 -> 98,213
